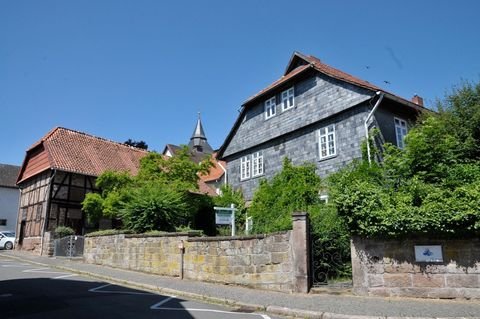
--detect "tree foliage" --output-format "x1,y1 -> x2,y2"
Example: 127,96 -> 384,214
82,146 -> 214,233
249,158 -> 323,233
248,158 -> 351,278
331,81 -> 480,238
124,139 -> 148,150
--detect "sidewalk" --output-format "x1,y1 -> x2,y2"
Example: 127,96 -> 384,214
3,250 -> 480,319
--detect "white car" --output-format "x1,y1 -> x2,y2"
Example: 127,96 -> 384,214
0,231 -> 15,250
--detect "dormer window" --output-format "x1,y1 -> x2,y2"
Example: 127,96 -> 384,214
264,97 -> 276,120
281,87 -> 295,111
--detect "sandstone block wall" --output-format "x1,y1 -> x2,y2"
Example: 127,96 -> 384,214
351,237 -> 480,299
185,232 -> 293,291
84,231 -> 295,291
84,233 -> 189,277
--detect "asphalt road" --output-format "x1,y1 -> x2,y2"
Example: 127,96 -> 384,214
0,256 -> 276,319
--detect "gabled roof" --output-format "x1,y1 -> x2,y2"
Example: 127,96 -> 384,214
17,127 -> 148,184
218,51 -> 427,159
162,144 -> 182,157
244,51 -> 384,106
0,164 -> 21,188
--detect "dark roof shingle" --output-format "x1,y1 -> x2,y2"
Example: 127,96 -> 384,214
0,164 -> 21,188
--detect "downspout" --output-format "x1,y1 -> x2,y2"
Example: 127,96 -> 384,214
40,169 -> 56,256
218,161 -> 227,186
364,91 -> 384,164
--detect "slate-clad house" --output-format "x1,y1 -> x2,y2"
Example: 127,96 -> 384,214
0,164 -> 21,231
217,52 -> 426,200
15,127 -> 148,254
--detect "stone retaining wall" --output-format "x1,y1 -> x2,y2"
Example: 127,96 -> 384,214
351,237 -> 480,299
185,232 -> 293,291
84,213 -> 310,292
84,232 -> 294,291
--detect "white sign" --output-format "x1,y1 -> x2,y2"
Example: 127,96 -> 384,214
215,211 -> 232,225
214,205 -> 237,236
414,245 -> 443,262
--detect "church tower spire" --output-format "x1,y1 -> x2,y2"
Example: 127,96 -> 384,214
188,113 -> 213,154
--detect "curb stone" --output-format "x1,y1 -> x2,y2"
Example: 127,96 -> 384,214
2,253 -> 480,319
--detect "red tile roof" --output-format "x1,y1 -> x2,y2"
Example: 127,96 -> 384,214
243,64 -> 311,105
304,54 -> 382,92
199,152 -> 226,183
18,127 -> 148,183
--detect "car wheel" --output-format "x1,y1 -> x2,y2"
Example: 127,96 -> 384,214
4,241 -> 13,250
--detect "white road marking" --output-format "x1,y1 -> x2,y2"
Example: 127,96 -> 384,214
88,283 -> 112,292
0,293 -> 13,297
150,296 -> 176,309
88,283 -> 155,295
152,307 -> 271,317
1,264 -> 31,267
53,273 -> 78,279
23,268 -> 69,275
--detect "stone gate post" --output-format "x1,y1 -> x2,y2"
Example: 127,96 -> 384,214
291,212 -> 310,293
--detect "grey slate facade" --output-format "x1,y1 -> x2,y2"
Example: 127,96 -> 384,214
218,52 -> 425,200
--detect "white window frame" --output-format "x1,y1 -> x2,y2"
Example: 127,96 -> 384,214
318,124 -> 336,159
240,156 -> 251,180
252,151 -> 264,177
319,194 -> 329,204
394,117 -> 408,149
264,96 -> 276,120
281,87 -> 295,111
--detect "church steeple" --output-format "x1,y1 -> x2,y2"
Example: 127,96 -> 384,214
188,113 -> 213,154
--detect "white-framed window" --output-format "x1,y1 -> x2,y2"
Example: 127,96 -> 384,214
240,156 -> 251,180
318,124 -> 336,159
264,96 -> 276,119
394,117 -> 408,149
319,194 -> 329,204
252,151 -> 264,177
281,87 -> 295,111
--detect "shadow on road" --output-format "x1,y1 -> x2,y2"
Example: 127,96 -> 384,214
0,277 -> 195,319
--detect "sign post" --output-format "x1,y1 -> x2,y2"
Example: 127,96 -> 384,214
214,204 -> 237,236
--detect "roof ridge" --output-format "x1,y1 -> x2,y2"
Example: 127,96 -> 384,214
304,55 -> 381,91
47,127 -> 149,153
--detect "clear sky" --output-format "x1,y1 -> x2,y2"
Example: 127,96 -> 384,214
1,0 -> 479,166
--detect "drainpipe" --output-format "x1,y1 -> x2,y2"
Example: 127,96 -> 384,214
218,161 -> 227,185
364,91 -> 384,165
40,169 -> 56,256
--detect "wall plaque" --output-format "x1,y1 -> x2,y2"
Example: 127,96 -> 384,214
414,245 -> 443,262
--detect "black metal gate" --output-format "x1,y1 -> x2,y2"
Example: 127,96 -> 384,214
54,235 -> 84,257
310,228 -> 351,287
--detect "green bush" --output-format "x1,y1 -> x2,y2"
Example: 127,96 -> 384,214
120,181 -> 188,233
54,226 -> 75,238
330,80 -> 480,238
85,229 -> 134,237
82,147 -> 215,234
249,158 -> 322,234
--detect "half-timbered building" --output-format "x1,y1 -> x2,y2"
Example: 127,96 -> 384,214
15,127 -> 148,254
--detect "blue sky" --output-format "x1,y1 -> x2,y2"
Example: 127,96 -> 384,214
1,0 -> 479,166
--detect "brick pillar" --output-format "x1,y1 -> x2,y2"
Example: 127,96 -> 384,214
291,212 -> 310,293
